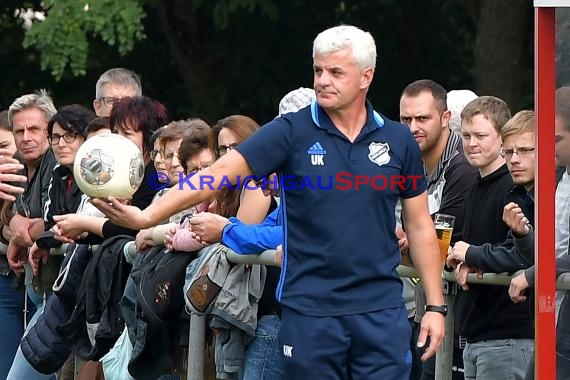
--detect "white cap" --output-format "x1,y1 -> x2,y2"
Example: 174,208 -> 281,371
447,90 -> 478,132
278,87 -> 316,116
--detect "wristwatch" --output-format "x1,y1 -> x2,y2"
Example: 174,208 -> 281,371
425,304 -> 448,317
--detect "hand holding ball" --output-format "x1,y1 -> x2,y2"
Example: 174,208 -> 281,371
74,134 -> 145,198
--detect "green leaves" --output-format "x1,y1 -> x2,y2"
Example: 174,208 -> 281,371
197,0 -> 278,30
23,0 -> 145,80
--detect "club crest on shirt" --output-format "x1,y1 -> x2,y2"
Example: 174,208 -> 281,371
368,142 -> 390,166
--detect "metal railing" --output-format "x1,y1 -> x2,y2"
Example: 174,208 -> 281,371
180,248 -> 568,380
3,241 -> 566,380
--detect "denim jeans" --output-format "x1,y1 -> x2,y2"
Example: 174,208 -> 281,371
0,272 -> 34,379
6,287 -> 56,380
463,338 -> 534,380
243,315 -> 284,380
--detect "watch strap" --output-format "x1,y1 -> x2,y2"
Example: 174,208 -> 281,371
425,304 -> 448,316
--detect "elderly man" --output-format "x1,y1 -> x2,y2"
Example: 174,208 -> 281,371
4,90 -> 57,380
92,67 -> 142,117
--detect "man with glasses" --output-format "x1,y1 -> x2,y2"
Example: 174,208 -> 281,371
506,90 -> 570,379
92,68 -> 142,117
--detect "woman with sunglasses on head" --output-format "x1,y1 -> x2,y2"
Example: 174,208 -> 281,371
208,115 -> 274,223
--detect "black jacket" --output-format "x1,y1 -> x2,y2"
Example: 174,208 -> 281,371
43,164 -> 83,231
464,184 -> 535,273
35,164 -> 84,251
20,244 -> 92,374
454,164 -> 534,342
465,167 -> 566,278
58,235 -> 134,360
427,132 -> 479,244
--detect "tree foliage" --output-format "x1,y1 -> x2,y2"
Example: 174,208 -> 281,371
0,0 -> 534,123
23,0 -> 145,79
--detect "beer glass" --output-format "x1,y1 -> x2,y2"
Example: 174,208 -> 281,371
434,213 -> 455,267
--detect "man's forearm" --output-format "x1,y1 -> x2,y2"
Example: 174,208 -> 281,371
465,241 -> 532,273
408,229 -> 444,305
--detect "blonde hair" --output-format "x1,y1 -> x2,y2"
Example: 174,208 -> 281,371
501,110 -> 535,141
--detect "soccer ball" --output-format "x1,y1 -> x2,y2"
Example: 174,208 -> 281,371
74,134 -> 145,198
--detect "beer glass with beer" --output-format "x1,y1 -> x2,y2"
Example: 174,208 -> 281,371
434,213 -> 455,267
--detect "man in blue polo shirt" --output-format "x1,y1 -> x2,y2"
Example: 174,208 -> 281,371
95,25 -> 446,379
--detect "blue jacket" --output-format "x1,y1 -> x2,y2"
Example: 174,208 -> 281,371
221,206 -> 282,253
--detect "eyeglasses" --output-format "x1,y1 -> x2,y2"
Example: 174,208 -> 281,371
218,144 -> 238,156
49,132 -> 78,145
150,149 -> 161,161
98,96 -> 121,106
500,147 -> 535,158
162,151 -> 179,163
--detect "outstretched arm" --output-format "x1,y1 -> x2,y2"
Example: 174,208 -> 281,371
92,150 -> 254,230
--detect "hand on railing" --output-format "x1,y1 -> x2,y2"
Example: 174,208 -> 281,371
164,224 -> 177,251
446,241 -> 470,269
509,272 -> 530,303
454,263 -> 483,290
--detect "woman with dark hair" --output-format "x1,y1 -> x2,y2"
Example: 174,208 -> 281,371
110,96 -> 168,162
51,96 -> 168,244
84,117 -> 111,139
27,104 -> 97,270
208,115 -> 272,222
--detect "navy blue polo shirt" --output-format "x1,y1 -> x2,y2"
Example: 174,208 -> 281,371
236,101 -> 426,316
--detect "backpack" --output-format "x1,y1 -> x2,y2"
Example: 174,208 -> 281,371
133,245 -> 197,324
